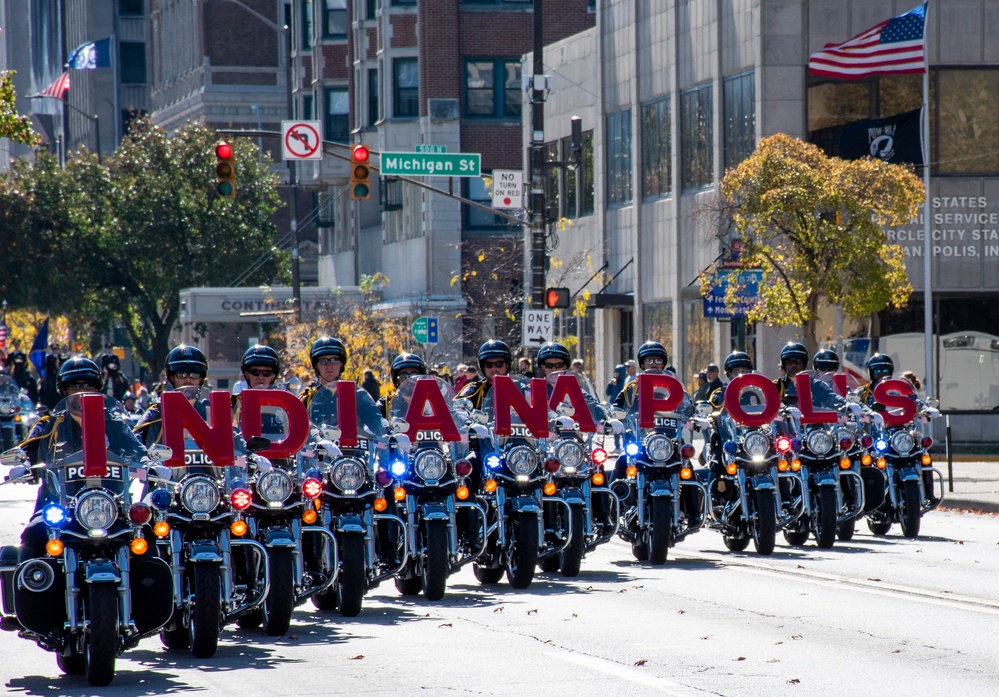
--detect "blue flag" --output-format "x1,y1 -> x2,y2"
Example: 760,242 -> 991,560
29,318 -> 49,377
67,38 -> 112,70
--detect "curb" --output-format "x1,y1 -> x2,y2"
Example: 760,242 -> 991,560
939,500 -> 999,515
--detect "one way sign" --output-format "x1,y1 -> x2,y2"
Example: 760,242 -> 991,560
522,310 -> 554,347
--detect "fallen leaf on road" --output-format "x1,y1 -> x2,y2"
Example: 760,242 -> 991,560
527,609 -> 538,615
797,564 -> 805,569
571,613 -> 578,617
632,585 -> 644,589
734,656 -> 746,661
493,607 -> 504,613
618,589 -> 628,594
787,678 -> 800,685
349,655 -> 364,660
892,649 -> 902,653
701,636 -> 712,640
439,623 -> 452,628
767,659 -> 780,663
868,578 -> 882,582
676,610 -> 686,614
790,635 -> 802,640
634,659 -> 647,666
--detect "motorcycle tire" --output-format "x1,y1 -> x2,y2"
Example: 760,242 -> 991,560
867,515 -> 892,536
648,497 -> 674,566
538,555 -> 561,572
559,505 -> 585,578
159,623 -> 190,649
264,548 -> 295,636
84,583 -> 117,687
189,564 -> 221,659
311,589 -> 338,611
422,520 -> 450,601
506,513 -> 540,590
814,487 -> 838,549
783,517 -> 809,546
837,518 -> 856,541
236,608 -> 262,629
751,489 -> 777,556
900,479 -> 922,539
394,574 -> 422,596
722,534 -> 750,552
472,564 -> 505,585
57,649 -> 85,675
631,540 -> 650,561
336,533 -> 365,618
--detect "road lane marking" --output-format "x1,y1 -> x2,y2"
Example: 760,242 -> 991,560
546,649 -> 709,695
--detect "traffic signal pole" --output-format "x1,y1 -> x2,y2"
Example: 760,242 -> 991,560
529,0 -> 547,310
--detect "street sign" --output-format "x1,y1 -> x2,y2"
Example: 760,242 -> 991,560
412,316 -> 439,344
703,269 -> 763,318
415,145 -> 447,153
281,120 -> 323,161
381,152 -> 481,177
491,169 -> 523,210
522,310 -> 554,347
721,238 -> 745,268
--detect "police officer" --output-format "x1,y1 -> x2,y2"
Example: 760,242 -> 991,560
614,341 -> 689,416
298,337 -> 384,438
455,340 -> 512,410
773,342 -> 843,411
854,353 -> 896,409
379,352 -> 427,417
133,344 -> 209,447
232,344 -> 285,438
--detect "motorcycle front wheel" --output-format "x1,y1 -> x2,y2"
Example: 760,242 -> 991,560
189,564 -> 221,659
336,533 -> 365,617
264,547 -> 295,636
559,505 -> 585,577
84,583 -> 117,687
505,513 -> 540,589
900,479 -> 922,539
751,489 -> 777,556
648,496 -> 674,565
472,564 -> 505,584
814,486 -> 838,549
867,515 -> 893,536
837,518 -> 856,541
421,520 -> 450,600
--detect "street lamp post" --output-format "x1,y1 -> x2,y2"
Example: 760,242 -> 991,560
27,95 -> 101,164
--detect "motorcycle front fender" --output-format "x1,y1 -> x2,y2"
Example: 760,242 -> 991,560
264,527 -> 296,548
898,466 -> 922,483
337,514 -> 366,534
814,472 -> 838,488
85,560 -> 121,584
748,474 -> 775,490
189,542 -> 223,563
508,496 -> 542,514
561,488 -> 585,505
420,503 -> 449,521
648,479 -> 674,497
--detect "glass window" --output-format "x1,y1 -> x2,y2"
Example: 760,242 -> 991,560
463,0 -> 533,5
368,69 -> 379,126
641,97 -> 671,199
606,108 -> 632,206
119,0 -> 143,16
581,131 -> 594,215
465,175 -> 509,230
464,59 -> 521,118
643,301 -> 673,364
324,87 -> 349,142
394,58 -> 419,117
302,94 -> 314,120
681,84 -> 713,190
682,300 -> 714,388
393,0 -> 416,5
323,0 -> 347,36
367,0 -> 377,18
560,136 -> 578,219
933,69 -> 999,176
119,42 -> 146,84
723,71 -> 755,171
545,142 -> 559,217
300,0 -> 313,50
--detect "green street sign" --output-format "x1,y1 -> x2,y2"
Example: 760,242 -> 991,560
381,152 -> 481,177
415,145 -> 447,153
412,316 -> 439,344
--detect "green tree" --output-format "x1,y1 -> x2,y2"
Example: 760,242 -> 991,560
701,134 -> 925,353
0,71 -> 40,146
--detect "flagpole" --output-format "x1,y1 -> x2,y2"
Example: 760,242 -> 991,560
921,3 -> 933,401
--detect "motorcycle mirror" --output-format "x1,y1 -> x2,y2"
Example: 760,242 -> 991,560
452,398 -> 474,413
0,448 -> 28,467
391,433 -> 412,451
316,439 -> 342,459
926,397 -> 940,408
556,403 -> 575,417
846,392 -> 861,403
607,407 -> 628,420
389,417 -> 409,433
246,436 -> 272,453
695,402 -> 713,417
321,425 -> 341,441
473,411 -> 490,424
146,443 -> 173,462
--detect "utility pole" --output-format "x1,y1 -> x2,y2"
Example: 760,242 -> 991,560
529,0 -> 547,310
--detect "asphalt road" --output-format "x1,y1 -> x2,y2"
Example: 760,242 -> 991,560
0,482 -> 996,696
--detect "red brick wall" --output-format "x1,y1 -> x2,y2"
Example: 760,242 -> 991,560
323,44 -> 350,81
204,0 -> 279,67
391,15 -> 418,48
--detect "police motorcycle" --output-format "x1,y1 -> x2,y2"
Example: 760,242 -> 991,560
610,372 -> 708,565
456,375 -> 547,589
0,374 -> 24,452
706,374 -> 787,556
537,372 -> 621,577
229,399 -> 337,636
864,390 -> 944,539
141,385 -> 269,658
305,383 -> 407,617
0,393 -> 174,686
385,375 -> 486,600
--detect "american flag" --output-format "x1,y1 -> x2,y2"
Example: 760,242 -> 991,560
808,4 -> 926,80
0,324 -> 6,350
37,71 -> 70,99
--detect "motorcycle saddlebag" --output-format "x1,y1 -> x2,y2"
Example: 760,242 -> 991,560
861,468 -> 887,512
130,555 -> 174,634
0,545 -> 18,616
12,558 -> 65,635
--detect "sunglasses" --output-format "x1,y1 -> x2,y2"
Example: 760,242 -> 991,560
397,370 -> 420,379
642,357 -> 665,366
172,372 -> 204,380
784,358 -> 806,366
482,360 -> 508,369
316,357 -> 342,366
64,382 -> 96,392
540,361 -> 566,370
247,369 -> 275,378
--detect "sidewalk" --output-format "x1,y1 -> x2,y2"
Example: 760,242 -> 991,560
936,457 -> 999,514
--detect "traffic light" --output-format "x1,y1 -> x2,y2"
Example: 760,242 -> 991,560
545,287 -> 570,309
215,141 -> 236,198
350,144 -> 371,200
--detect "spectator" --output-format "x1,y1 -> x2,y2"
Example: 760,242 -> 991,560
455,364 -> 477,393
901,370 -> 921,392
361,368 -> 382,401
706,363 -> 723,392
97,342 -> 118,371
605,364 -> 626,404
692,370 -> 710,403
623,359 -> 638,387
101,357 -> 131,401
518,356 -> 533,377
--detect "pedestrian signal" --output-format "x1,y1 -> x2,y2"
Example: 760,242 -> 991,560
545,287 -> 570,309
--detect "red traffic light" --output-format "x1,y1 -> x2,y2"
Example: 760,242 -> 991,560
215,142 -> 233,160
352,145 -> 370,163
545,287 -> 570,309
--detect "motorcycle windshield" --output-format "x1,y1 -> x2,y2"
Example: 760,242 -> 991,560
391,375 -> 466,457
0,374 -> 20,397
491,375 -> 543,450
37,393 -> 145,497
308,384 -> 381,441
623,369 -> 684,437
172,385 -> 246,479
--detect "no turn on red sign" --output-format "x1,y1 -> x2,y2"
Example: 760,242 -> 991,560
492,170 -> 523,210
281,120 -> 323,161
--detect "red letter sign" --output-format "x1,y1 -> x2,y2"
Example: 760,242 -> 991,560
724,373 -> 779,427
872,379 -> 917,426
161,391 -> 235,467
81,394 -> 109,476
492,376 -> 549,438
404,379 -> 461,442
831,373 -> 849,398
795,374 -> 838,424
548,374 -> 597,432
336,381 -> 359,447
239,389 -> 310,458
637,373 -> 685,429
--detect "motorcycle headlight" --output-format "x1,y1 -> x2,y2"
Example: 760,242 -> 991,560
0,402 -> 13,416
506,445 -> 538,476
413,450 -> 448,482
331,458 -> 367,492
643,434 -> 674,462
805,430 -> 834,456
256,469 -> 294,504
180,476 -> 221,514
743,431 -> 770,459
890,431 -> 915,455
75,490 -> 118,530
554,440 -> 585,470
